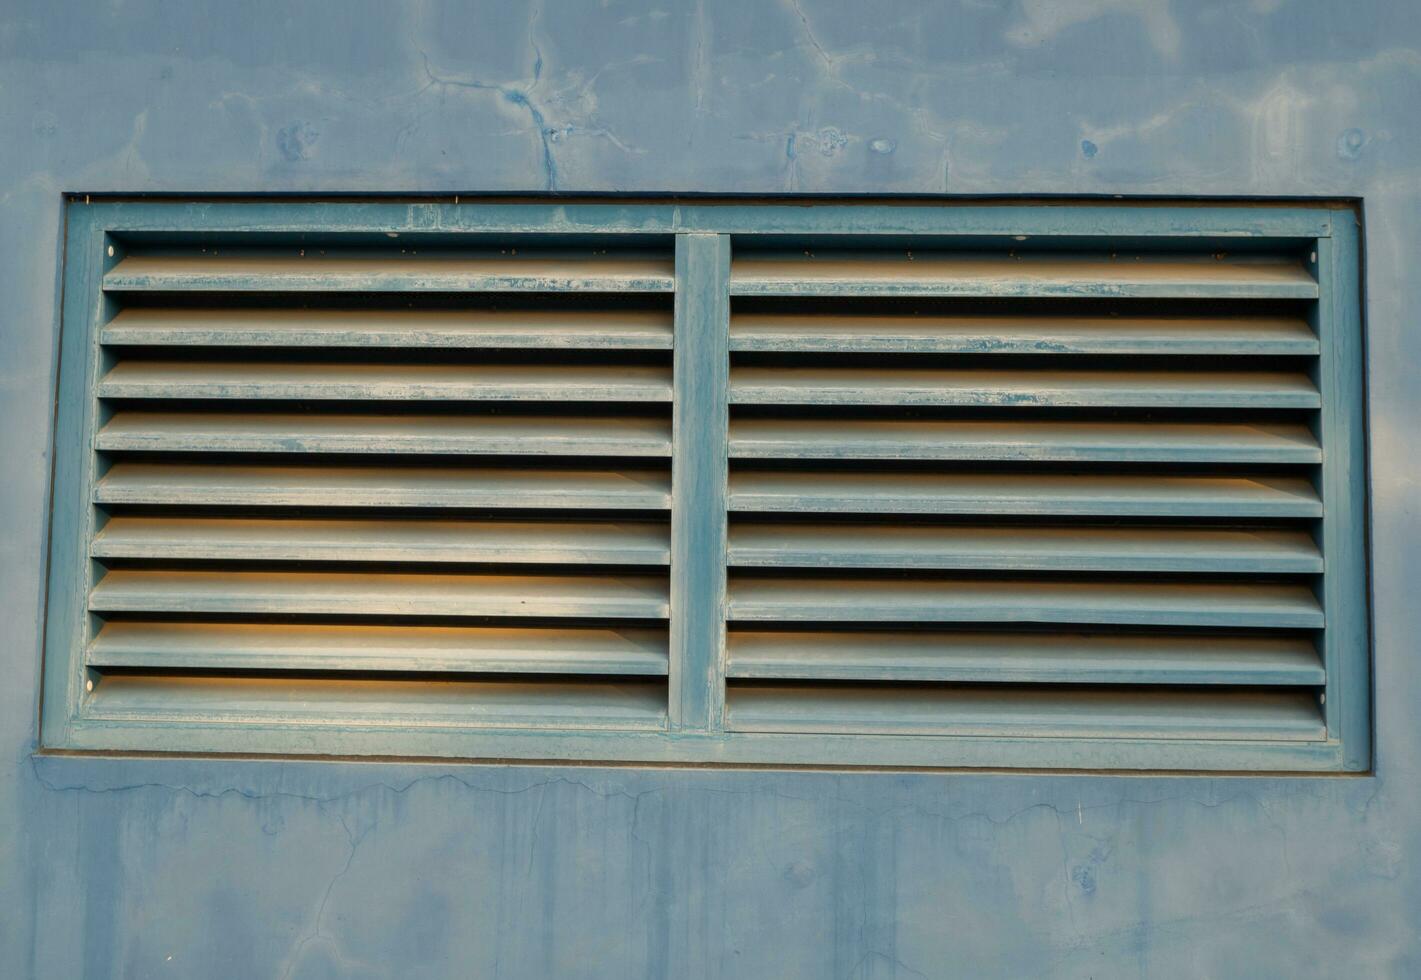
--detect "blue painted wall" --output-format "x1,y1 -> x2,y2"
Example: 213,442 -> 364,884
2,2 -> 1417,976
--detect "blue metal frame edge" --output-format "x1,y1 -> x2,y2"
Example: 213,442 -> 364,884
39,197 -> 1368,774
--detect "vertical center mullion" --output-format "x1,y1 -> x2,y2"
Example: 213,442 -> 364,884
669,232 -> 731,732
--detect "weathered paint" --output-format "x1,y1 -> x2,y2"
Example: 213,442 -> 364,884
669,233 -> 731,733
728,311 -> 1323,355
729,366 -> 1322,408
726,470 -> 1325,516
101,307 -> 678,350
95,411 -> 677,456
725,524 -> 1324,574
728,251 -> 1320,298
94,461 -> 676,510
3,3 -> 1419,979
97,361 -> 677,402
727,417 -> 1323,462
103,251 -> 677,293
87,569 -> 671,619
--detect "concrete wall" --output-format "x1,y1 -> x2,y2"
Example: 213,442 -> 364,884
3,2 -> 1418,976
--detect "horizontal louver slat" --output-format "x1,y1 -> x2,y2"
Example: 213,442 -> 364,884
725,685 -> 1324,739
104,251 -> 675,293
727,524 -> 1322,573
89,622 -> 669,674
729,419 -> 1320,462
726,631 -> 1323,685
96,462 -> 672,510
97,412 -> 673,456
87,673 -> 668,729
102,308 -> 674,349
93,516 -> 670,565
90,569 -> 670,618
729,314 -> 1319,355
100,362 -> 673,402
728,471 -> 1322,517
730,252 -> 1317,298
730,367 -> 1319,408
727,577 -> 1323,628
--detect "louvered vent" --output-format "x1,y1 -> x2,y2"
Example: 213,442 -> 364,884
48,202 -> 1365,768
85,239 -> 676,731
723,242 -> 1330,741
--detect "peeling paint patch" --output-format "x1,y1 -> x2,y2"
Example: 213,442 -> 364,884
1337,127 -> 1368,159
817,126 -> 848,156
276,123 -> 319,162
1081,139 -> 1098,158
869,137 -> 896,154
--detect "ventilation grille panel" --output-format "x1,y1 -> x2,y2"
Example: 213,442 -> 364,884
724,243 -> 1329,741
86,240 -> 676,730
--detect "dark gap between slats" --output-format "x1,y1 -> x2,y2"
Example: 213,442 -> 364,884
106,345 -> 673,368
728,459 -> 1312,476
723,621 -> 1320,640
111,231 -> 673,250
726,513 -> 1311,529
729,295 -> 1314,317
724,568 -> 1321,585
109,244 -> 675,267
730,352 -> 1317,372
728,404 -> 1317,423
116,291 -> 674,313
98,503 -> 673,521
92,667 -> 670,685
93,557 -> 674,576
93,611 -> 671,630
99,450 -> 673,469
110,289 -> 673,306
721,680 -> 1323,699
99,398 -> 672,417
728,235 -> 1310,256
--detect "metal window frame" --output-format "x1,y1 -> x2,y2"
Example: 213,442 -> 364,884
40,199 -> 1370,772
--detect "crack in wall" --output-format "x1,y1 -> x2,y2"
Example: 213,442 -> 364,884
278,811 -> 374,980
416,53 -> 559,191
